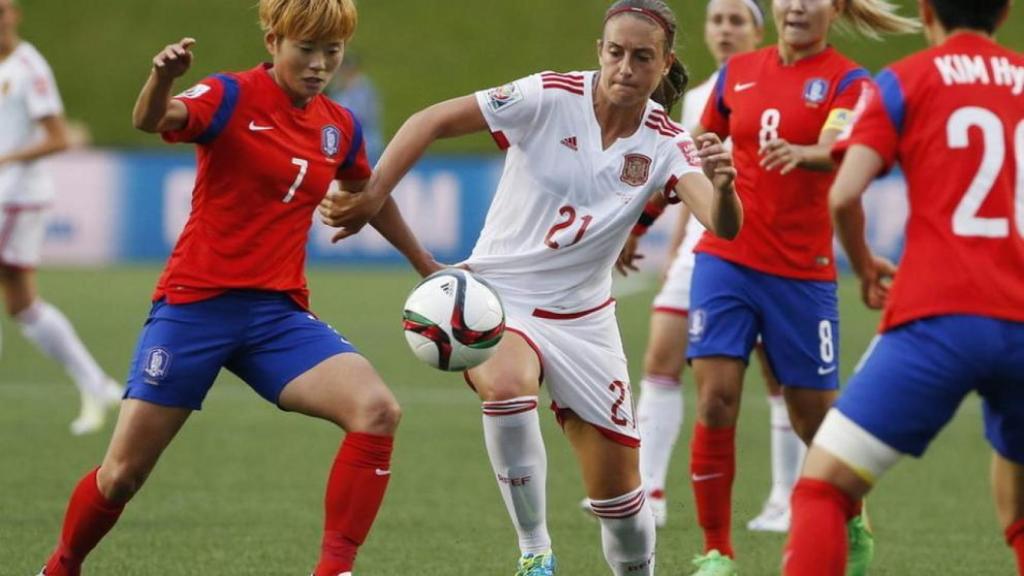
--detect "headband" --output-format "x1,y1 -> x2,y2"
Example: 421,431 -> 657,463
604,6 -> 676,43
708,0 -> 766,27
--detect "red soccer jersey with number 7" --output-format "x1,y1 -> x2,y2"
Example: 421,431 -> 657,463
833,33 -> 1024,331
156,64 -> 371,309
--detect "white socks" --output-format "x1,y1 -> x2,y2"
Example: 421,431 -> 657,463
590,486 -> 656,575
768,394 -> 806,505
15,300 -> 108,398
482,397 -> 551,555
636,376 -> 683,496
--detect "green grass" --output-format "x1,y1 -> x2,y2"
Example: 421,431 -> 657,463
18,1 -> 1024,150
0,267 -> 1008,574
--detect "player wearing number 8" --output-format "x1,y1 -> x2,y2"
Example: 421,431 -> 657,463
318,2 -> 742,573
784,0 -> 1024,573
683,0 -> 918,573
37,1 -> 411,575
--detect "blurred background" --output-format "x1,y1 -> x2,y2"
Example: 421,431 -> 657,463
3,1 -> 1022,574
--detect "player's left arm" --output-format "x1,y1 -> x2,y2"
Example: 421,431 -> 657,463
830,144 -> 896,309
675,132 -> 742,240
0,115 -> 69,166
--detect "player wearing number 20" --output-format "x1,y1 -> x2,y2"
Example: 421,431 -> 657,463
37,1 -> 407,575
685,0 -> 918,572
784,0 -> 1024,573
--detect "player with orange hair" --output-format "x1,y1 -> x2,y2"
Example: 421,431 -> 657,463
36,1 -> 421,574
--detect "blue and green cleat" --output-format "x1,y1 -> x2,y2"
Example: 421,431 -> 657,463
847,514 -> 875,576
690,550 -> 738,576
516,550 -> 557,576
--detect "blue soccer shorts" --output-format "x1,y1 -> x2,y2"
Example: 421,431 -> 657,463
835,315 -> 1024,463
686,253 -> 840,390
124,291 -> 358,410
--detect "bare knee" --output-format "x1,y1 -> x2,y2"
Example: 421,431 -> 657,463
643,347 -> 684,380
347,392 -> 402,435
475,371 -> 537,402
97,461 -> 152,504
783,389 -> 835,444
697,384 -> 741,427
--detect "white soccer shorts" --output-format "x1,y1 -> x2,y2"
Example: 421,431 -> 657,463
0,205 -> 47,269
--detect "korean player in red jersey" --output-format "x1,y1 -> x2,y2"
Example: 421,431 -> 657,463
683,0 -> 918,572
617,0 -> 810,535
783,0 -> 1024,573
320,2 -> 742,573
34,1 -> 432,574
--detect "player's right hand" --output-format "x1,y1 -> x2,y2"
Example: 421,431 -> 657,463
615,234 -> 644,276
153,38 -> 196,81
319,188 -> 386,242
860,255 -> 897,310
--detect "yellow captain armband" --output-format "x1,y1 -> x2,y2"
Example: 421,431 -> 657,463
822,108 -> 854,134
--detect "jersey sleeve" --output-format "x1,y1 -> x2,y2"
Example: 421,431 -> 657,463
822,67 -> 871,135
831,69 -> 902,169
699,65 -> 730,138
336,110 -> 372,182
473,73 -> 544,149
25,57 -> 64,120
161,74 -> 236,144
661,132 -> 705,204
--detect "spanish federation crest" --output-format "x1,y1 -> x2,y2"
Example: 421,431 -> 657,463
620,154 -> 652,187
321,125 -> 341,158
803,78 -> 829,106
143,347 -> 171,383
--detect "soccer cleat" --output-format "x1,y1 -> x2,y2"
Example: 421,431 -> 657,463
516,550 -> 557,576
70,378 -> 123,436
690,550 -> 738,576
746,498 -> 790,533
846,515 -> 875,576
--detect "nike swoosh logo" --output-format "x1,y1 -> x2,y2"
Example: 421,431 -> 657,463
248,121 -> 274,131
735,82 -> 757,92
818,366 -> 837,375
374,468 -> 391,476
691,472 -> 724,482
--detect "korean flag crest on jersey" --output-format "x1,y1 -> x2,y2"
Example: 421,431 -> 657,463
143,347 -> 171,384
803,78 -> 830,106
322,125 -> 341,158
620,154 -> 652,187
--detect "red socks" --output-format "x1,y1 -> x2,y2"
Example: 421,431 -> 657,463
1006,517 -> 1024,574
784,478 -> 858,576
315,432 -> 394,576
690,423 -> 736,557
43,468 -> 125,576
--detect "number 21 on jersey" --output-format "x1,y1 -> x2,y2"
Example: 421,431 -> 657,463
544,205 -> 593,249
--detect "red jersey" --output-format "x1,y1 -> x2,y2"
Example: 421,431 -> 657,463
834,33 -> 1024,331
158,64 -> 371,309
699,46 -> 870,280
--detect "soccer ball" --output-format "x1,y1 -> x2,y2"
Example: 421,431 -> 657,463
402,269 -> 506,371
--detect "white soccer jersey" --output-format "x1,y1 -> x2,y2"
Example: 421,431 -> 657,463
467,71 -> 704,313
0,41 -> 63,205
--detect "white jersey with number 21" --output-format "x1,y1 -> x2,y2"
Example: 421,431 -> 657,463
466,70 -> 703,313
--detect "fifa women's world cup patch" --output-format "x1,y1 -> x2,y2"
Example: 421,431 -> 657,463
620,154 -> 652,187
486,82 -> 523,112
677,140 -> 702,168
803,78 -> 830,106
321,125 -> 341,157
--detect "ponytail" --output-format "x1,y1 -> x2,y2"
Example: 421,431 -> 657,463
651,59 -> 689,114
840,0 -> 920,38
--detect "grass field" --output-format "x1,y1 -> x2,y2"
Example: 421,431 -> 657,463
0,267 -> 1008,574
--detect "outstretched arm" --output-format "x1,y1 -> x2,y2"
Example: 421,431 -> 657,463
132,37 -> 195,133
319,95 -> 489,237
675,132 -> 742,240
368,197 -> 442,278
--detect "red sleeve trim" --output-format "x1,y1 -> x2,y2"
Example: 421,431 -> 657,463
661,175 -> 681,204
490,130 -> 511,150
